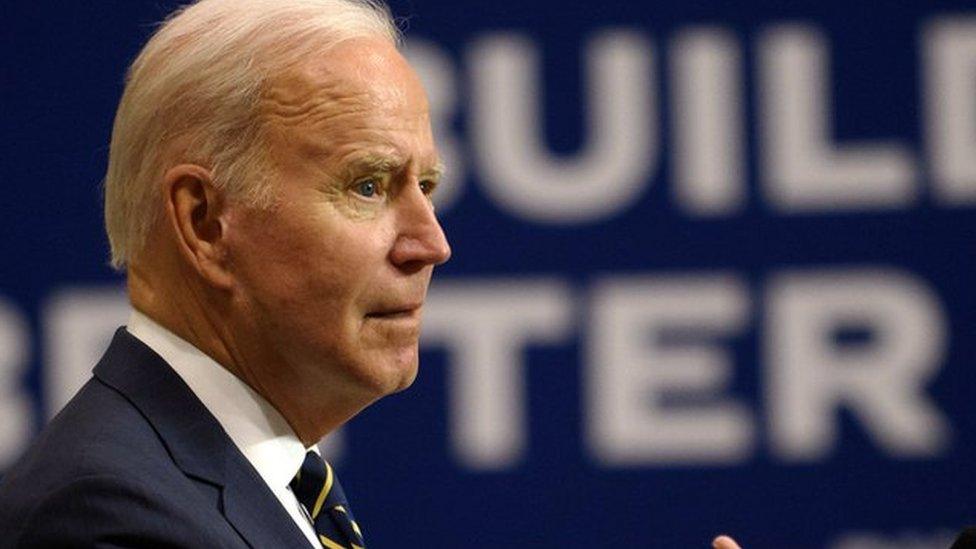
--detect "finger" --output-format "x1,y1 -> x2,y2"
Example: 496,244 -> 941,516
713,535 -> 743,549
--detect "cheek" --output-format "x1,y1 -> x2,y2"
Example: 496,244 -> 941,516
233,213 -> 378,314
226,197 -> 397,332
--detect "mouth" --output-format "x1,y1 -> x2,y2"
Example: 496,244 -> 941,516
365,304 -> 422,320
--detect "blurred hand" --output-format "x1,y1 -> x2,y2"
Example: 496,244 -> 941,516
713,535 -> 743,549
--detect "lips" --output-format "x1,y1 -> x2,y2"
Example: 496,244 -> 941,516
365,304 -> 422,319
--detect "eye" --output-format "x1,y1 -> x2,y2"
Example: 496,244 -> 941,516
419,179 -> 437,196
353,179 -> 380,198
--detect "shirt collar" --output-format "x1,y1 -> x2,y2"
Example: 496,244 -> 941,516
126,310 -> 310,493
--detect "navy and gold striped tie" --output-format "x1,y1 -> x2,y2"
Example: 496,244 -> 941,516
291,451 -> 366,549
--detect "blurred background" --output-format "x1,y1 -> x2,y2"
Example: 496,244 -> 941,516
3,1 -> 976,547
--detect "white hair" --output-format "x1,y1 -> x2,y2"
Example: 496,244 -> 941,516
103,0 -> 400,270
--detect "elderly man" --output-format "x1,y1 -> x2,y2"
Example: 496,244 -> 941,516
0,0 -> 449,547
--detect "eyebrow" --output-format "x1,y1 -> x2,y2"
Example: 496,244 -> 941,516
342,154 -> 445,180
425,162 -> 446,180
348,154 -> 401,175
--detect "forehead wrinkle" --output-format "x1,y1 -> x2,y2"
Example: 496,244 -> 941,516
261,75 -> 372,131
261,47 -> 418,128
304,104 -> 436,163
259,43 -> 438,178
260,77 -> 427,162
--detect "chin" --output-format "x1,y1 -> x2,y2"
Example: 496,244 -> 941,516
356,346 -> 420,396
387,352 -> 420,394
391,359 -> 420,393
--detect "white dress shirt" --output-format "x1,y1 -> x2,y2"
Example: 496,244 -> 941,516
126,310 -> 320,548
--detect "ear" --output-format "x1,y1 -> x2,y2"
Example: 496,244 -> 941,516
162,164 -> 234,290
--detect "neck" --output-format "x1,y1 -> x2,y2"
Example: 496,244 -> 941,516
126,261 -> 369,447
128,261 -> 236,377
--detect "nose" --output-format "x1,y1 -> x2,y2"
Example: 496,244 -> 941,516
389,183 -> 452,270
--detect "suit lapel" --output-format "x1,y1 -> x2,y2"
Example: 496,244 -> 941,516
93,328 -> 312,549
220,455 -> 315,548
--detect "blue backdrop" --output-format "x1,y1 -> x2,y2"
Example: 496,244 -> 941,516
3,1 -> 976,547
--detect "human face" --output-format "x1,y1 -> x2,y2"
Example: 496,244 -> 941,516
223,38 -> 451,402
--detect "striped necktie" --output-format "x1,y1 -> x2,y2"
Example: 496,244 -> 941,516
290,451 -> 366,549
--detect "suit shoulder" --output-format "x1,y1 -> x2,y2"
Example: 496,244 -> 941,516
1,473 -> 232,549
0,377 -> 237,547
0,378 -> 189,530
7,376 -> 170,478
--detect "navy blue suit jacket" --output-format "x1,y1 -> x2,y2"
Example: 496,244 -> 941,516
0,328 -> 313,548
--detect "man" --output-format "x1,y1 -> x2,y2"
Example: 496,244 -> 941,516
0,0 -> 450,547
